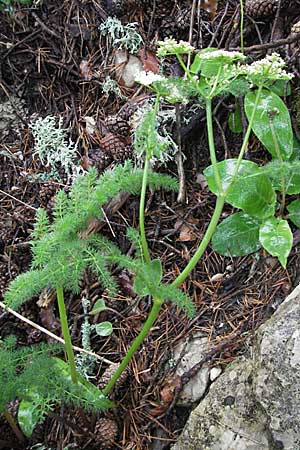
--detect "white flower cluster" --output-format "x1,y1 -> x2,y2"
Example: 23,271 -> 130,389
30,115 -> 83,183
135,71 -> 165,86
200,49 -> 246,62
157,38 -> 194,56
243,53 -> 293,82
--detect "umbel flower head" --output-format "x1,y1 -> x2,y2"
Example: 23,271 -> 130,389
243,53 -> 294,84
135,71 -> 166,86
157,38 -> 194,57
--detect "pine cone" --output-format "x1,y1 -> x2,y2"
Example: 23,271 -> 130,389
98,363 -> 130,392
142,0 -> 175,19
88,148 -> 113,172
105,115 -> 130,138
0,260 -> 18,293
160,16 -> 178,38
94,418 -> 118,449
112,144 -> 133,163
176,7 -> 192,30
245,0 -> 278,18
39,182 -> 59,210
99,133 -> 127,157
104,0 -> 123,16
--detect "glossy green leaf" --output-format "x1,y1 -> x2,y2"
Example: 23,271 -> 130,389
229,105 -> 243,133
204,159 -> 276,218
259,217 -> 293,268
245,89 -> 293,160
133,259 -> 162,296
90,299 -> 106,315
269,80 -> 291,97
94,321 -> 113,337
191,48 -> 245,77
212,212 -> 261,256
264,160 -> 300,195
287,199 -> 300,228
18,392 -> 45,437
53,358 -> 114,409
191,48 -> 220,76
291,136 -> 300,160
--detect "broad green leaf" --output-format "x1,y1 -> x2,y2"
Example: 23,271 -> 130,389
191,48 -> 220,76
264,160 -> 300,195
229,105 -> 243,133
191,48 -> 245,77
94,321 -> 113,337
245,89 -> 293,160
90,299 -> 106,315
154,77 -> 197,104
287,199 -> 300,228
148,259 -> 163,284
133,272 -> 149,296
204,159 -> 276,218
290,136 -> 300,161
224,78 -> 250,97
53,358 -> 114,409
18,392 -> 45,437
269,80 -> 291,97
133,259 -> 162,296
212,212 -> 261,256
259,217 -> 293,268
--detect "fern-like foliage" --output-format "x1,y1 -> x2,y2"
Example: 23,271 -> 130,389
0,337 -> 111,431
4,162 -> 178,311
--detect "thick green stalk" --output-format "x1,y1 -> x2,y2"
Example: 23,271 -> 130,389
173,87 -> 263,288
103,297 -> 163,395
139,155 -> 151,264
225,85 -> 263,192
56,286 -> 78,384
139,96 -> 160,263
269,118 -> 286,215
206,98 -> 223,193
172,194 -> 225,288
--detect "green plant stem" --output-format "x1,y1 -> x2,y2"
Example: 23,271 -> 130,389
172,194 -> 226,288
139,155 -> 151,264
56,286 -> 78,384
269,119 -> 286,215
173,87 -> 263,288
226,85 -> 263,191
139,96 -> 160,263
103,296 -> 163,395
4,410 -> 25,442
206,98 -> 223,193
176,54 -> 194,83
240,0 -> 244,52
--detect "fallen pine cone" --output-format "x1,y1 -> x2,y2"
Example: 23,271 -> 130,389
98,362 -> 130,392
245,0 -> 278,18
94,417 -> 118,449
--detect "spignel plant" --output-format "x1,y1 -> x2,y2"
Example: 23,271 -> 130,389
3,39 -> 299,436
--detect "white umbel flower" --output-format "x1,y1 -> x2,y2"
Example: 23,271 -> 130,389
199,49 -> 246,61
135,71 -> 165,86
243,53 -> 294,82
157,38 -> 194,56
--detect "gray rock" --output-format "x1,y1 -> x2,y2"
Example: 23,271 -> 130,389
173,284 -> 300,450
172,333 -> 210,406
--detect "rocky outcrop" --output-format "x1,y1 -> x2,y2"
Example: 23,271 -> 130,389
173,284 -> 300,450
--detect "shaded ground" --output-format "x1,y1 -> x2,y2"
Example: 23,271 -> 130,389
0,0 -> 300,449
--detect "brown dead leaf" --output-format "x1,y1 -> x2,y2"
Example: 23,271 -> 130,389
150,375 -> 181,416
175,217 -> 199,241
138,47 -> 159,74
